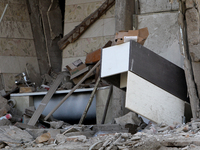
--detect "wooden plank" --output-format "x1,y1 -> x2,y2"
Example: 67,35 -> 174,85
129,40 -> 188,101
125,71 -> 185,125
58,0 -> 115,50
27,72 -> 66,126
79,77 -> 100,124
70,66 -> 89,80
44,61 -> 101,121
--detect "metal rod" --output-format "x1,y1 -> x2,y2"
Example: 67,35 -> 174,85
44,61 -> 101,121
79,77 -> 101,125
0,4 -> 8,24
101,85 -> 113,124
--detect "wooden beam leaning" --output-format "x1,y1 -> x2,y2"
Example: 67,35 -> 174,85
28,72 -> 67,126
58,0 -> 115,50
44,61 -> 101,121
101,85 -> 113,124
79,77 -> 101,125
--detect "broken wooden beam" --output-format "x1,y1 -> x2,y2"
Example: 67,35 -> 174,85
101,85 -> 113,124
44,61 -> 101,121
28,72 -> 67,126
58,0 -> 115,50
79,77 -> 100,125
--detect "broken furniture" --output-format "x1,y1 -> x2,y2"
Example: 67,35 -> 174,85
101,40 -> 188,125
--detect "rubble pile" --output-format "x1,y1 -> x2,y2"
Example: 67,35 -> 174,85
1,120 -> 200,149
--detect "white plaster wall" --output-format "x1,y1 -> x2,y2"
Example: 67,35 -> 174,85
0,1 -> 40,91
62,0 -> 115,70
137,1 -> 184,68
138,12 -> 184,68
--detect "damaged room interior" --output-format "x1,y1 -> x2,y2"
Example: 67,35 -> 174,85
0,0 -> 200,149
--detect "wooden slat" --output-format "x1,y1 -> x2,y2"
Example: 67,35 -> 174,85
44,61 -> 101,121
79,77 -> 100,124
58,0 -> 115,50
27,72 -> 67,126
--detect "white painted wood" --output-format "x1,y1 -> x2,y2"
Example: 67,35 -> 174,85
125,71 -> 185,125
101,42 -> 130,78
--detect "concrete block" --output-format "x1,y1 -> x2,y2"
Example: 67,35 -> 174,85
0,21 -> 33,39
138,12 -> 184,68
0,38 -> 36,57
11,96 -> 34,114
139,0 -> 179,14
0,3 -> 29,22
96,86 -> 126,124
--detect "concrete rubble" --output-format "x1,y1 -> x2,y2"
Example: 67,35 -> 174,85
1,120 -> 200,149
1,0 -> 200,150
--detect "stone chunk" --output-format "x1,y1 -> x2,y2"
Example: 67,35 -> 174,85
55,134 -> 66,144
0,95 -> 10,117
114,112 -> 142,126
50,121 -> 64,129
66,135 -> 87,142
47,129 -> 60,139
35,132 -> 51,144
0,119 -> 11,126
0,126 -> 33,146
